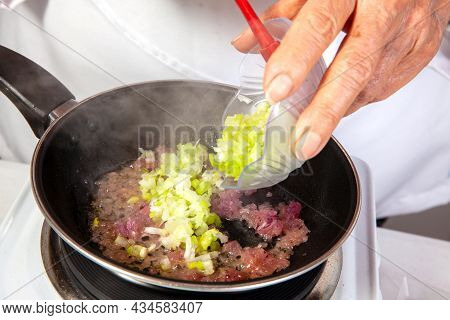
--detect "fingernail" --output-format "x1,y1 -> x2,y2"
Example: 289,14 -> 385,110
265,74 -> 293,104
231,34 -> 242,45
295,130 -> 322,160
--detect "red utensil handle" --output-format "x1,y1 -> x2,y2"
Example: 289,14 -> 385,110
235,0 -> 279,61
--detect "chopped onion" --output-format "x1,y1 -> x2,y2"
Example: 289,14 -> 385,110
114,235 -> 132,248
126,244 -> 148,260
202,260 -> 214,275
160,256 -> 171,271
210,101 -> 271,180
139,148 -> 156,162
216,233 -> 228,244
190,252 -> 219,262
144,227 -> 167,236
184,236 -> 195,261
137,142 -> 228,268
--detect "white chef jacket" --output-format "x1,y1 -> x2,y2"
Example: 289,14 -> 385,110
0,0 -> 449,218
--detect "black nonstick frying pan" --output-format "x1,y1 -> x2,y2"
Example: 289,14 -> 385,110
0,45 -> 360,292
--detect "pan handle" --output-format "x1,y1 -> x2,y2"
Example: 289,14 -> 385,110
0,45 -> 75,138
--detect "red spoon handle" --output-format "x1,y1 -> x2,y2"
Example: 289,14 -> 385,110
235,0 -> 279,61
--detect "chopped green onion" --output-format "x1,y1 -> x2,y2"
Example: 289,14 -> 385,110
137,142 -> 228,275
187,261 -> 205,271
114,235 -> 132,248
209,241 -> 220,252
211,101 -> 271,180
205,213 -> 221,227
126,244 -> 148,260
198,229 -> 227,251
127,196 -> 140,204
92,217 -> 99,228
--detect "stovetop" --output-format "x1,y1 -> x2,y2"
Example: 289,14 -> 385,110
0,158 -> 380,299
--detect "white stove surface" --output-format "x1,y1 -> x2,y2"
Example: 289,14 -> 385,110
0,158 -> 380,299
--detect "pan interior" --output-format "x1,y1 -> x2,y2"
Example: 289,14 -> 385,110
34,81 -> 358,287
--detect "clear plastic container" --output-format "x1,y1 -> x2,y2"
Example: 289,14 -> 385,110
222,18 -> 326,190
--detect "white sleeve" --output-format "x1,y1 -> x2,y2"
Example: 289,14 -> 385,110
429,25 -> 450,80
0,0 -> 27,9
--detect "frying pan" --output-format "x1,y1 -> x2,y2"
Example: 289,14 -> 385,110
0,45 -> 360,292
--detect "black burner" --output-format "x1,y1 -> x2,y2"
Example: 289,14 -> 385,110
42,224 -> 331,300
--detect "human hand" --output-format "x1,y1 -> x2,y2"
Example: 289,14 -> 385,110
232,0 -> 450,160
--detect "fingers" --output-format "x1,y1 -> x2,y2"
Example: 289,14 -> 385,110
264,0 -> 355,104
294,33 -> 384,160
232,0 -> 306,53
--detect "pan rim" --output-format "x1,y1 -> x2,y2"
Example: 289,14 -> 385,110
31,79 -> 361,292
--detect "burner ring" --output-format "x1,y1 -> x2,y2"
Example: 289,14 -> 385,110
41,222 -> 342,299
